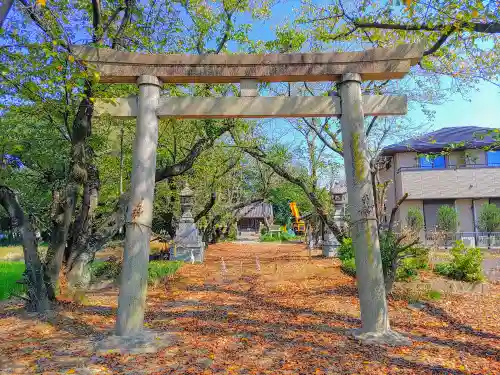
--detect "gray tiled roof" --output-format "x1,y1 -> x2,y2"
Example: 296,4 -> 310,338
381,126 -> 498,156
237,202 -> 273,218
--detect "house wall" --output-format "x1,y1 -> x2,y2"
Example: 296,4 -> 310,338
448,151 -> 463,167
396,152 -> 418,169
400,167 -> 500,199
469,149 -> 486,165
455,199 -> 474,232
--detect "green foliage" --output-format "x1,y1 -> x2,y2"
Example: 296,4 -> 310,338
437,206 -> 459,232
148,261 -> 183,284
338,233 -> 429,285
91,259 -> 183,284
340,257 -> 356,277
269,183 -> 313,225
478,203 -> 500,233
0,261 -> 25,300
434,241 -> 484,282
427,290 -> 442,300
337,237 -> 354,261
396,257 -> 428,281
260,232 -> 294,242
406,208 -> 424,232
90,260 -> 122,281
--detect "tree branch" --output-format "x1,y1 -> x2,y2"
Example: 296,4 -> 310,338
111,0 -> 133,49
388,192 -> 408,232
423,26 -> 456,56
353,20 -> 500,34
302,117 -> 344,157
194,192 -> 217,223
91,0 -> 101,42
0,0 -> 14,29
17,0 -> 70,51
155,121 -> 235,182
365,116 -> 378,137
215,3 -> 234,54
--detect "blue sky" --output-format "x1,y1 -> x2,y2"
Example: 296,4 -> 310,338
409,82 -> 500,130
246,1 -> 499,127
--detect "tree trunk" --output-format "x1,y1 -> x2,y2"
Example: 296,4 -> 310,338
44,85 -> 95,299
336,74 -> 408,345
44,185 -> 77,300
66,191 -> 129,289
66,164 -> 100,263
0,186 -> 49,312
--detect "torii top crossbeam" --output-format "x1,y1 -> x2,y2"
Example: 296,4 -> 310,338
73,44 -> 423,84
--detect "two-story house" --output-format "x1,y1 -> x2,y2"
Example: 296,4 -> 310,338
379,126 -> 500,245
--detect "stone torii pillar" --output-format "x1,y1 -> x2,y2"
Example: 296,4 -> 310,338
116,75 -> 161,337
336,73 -> 409,345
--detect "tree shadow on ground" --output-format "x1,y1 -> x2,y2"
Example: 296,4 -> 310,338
423,303 -> 500,341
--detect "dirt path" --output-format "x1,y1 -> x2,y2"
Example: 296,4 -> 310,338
0,242 -> 499,374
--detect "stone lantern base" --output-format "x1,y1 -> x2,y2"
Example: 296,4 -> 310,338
172,222 -> 205,263
322,228 -> 339,257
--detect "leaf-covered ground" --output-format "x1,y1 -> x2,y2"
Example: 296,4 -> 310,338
0,242 -> 498,375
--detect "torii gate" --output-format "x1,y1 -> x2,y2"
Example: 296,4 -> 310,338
75,44 -> 423,345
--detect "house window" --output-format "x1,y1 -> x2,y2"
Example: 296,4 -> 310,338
419,155 -> 445,169
487,151 -> 500,166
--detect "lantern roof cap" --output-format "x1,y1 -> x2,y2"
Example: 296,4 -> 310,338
180,183 -> 193,197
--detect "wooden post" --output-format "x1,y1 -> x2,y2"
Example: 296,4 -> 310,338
116,75 -> 161,336
336,73 -> 409,345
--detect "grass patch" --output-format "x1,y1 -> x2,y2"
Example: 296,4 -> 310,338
0,244 -> 48,261
340,258 -> 356,277
148,261 -> 183,284
90,259 -> 183,285
427,289 -> 442,300
0,261 -> 25,300
260,232 -> 295,242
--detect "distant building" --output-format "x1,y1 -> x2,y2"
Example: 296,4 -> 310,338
379,126 -> 500,246
236,202 -> 274,234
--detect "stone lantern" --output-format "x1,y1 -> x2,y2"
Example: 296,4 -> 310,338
179,183 -> 194,223
173,183 -> 204,262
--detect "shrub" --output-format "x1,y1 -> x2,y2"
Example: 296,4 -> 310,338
226,225 -> 237,241
148,261 -> 183,284
90,259 -> 183,285
90,258 -> 122,281
340,258 -> 356,277
406,208 -> 424,232
337,238 -> 354,261
260,232 -> 294,242
478,203 -> 500,247
427,290 -> 442,300
434,241 -> 484,282
337,232 -> 429,290
437,205 -> 459,232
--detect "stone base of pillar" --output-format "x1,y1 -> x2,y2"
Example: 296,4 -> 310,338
172,221 -> 204,263
172,245 -> 204,263
350,328 -> 411,346
95,329 -> 177,354
322,229 -> 339,257
322,244 -> 338,257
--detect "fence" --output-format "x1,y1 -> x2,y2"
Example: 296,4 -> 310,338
423,231 -> 500,250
